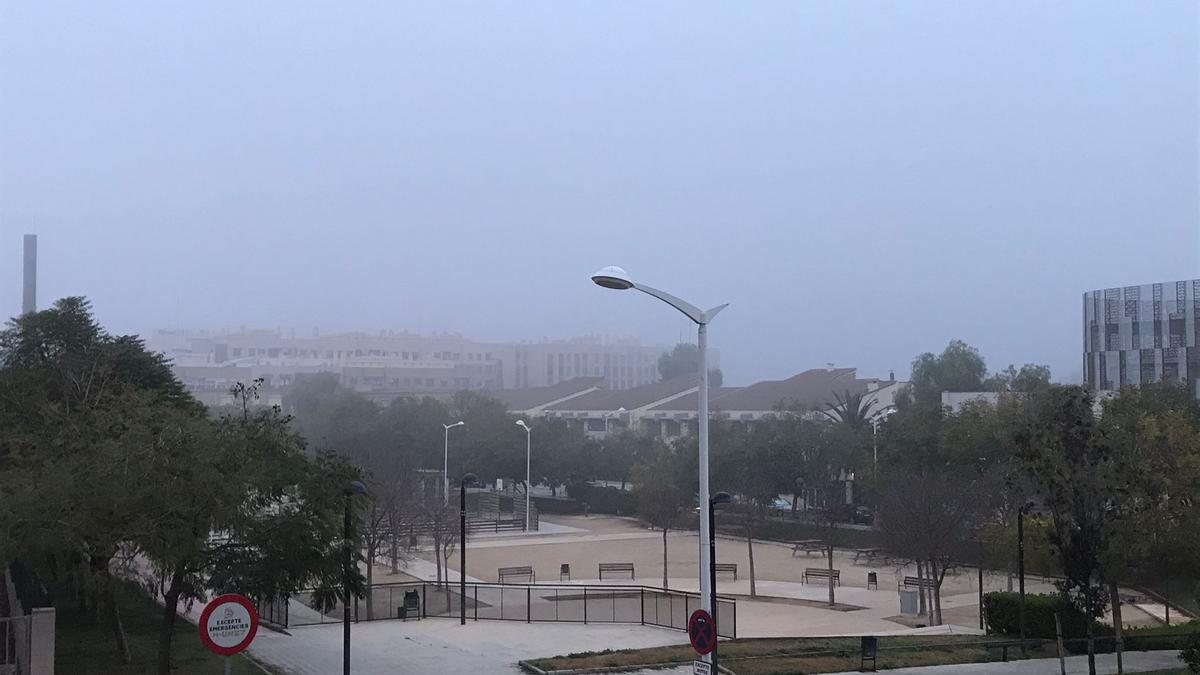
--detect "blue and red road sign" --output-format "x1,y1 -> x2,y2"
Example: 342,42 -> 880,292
688,608 -> 715,655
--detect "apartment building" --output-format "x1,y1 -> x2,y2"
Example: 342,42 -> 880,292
148,328 -> 677,405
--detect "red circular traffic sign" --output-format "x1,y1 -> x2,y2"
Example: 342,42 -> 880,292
198,593 -> 259,656
688,608 -> 716,655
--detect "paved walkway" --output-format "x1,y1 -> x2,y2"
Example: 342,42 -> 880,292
250,619 -> 685,675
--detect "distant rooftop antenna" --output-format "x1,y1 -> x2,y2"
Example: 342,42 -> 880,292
22,234 -> 36,314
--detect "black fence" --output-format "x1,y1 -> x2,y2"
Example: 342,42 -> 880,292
289,581 -> 736,638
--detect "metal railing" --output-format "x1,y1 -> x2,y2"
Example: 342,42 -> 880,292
288,581 -> 735,638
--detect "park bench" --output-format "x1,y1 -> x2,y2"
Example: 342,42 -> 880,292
714,563 -> 738,580
803,568 -> 840,586
598,562 -> 635,580
900,575 -> 936,591
498,566 -> 535,584
790,539 -> 825,557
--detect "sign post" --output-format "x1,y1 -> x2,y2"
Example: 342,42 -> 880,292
198,594 -> 259,673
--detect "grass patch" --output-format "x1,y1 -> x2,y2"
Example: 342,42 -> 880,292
56,579 -> 278,674
526,636 -> 1058,674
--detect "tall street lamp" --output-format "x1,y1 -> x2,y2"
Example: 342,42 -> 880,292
592,265 -> 727,668
443,421 -> 465,505
708,491 -> 732,673
515,420 -> 532,531
459,472 -> 478,625
342,480 -> 367,675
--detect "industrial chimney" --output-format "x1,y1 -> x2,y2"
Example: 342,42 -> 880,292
22,234 -> 36,315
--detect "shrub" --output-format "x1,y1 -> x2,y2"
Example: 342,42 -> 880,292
565,482 -> 636,516
1181,631 -> 1200,673
1125,620 -> 1200,652
983,592 -> 1091,640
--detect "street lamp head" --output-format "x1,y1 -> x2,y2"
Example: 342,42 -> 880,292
711,491 -> 733,506
445,420 -> 465,430
516,419 -> 530,430
343,480 -> 367,496
461,473 -> 478,486
591,266 -> 634,290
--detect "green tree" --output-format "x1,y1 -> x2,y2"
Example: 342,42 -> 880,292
984,363 -> 1052,393
0,298 -> 201,662
631,446 -> 694,588
1016,386 -> 1120,675
820,389 -> 878,431
657,343 -> 723,386
908,340 -> 987,404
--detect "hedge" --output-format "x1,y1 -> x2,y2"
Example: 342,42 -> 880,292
565,482 -> 636,516
983,592 -> 1092,640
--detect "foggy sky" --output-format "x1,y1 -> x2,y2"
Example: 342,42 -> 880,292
2,2 -> 1197,385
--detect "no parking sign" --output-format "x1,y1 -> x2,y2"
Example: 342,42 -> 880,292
687,609 -> 715,655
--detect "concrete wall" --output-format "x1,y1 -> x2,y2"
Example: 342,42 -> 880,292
4,569 -> 55,675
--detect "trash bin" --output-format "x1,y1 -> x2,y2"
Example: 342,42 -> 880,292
867,572 -> 878,590
899,589 -> 918,615
397,605 -> 408,620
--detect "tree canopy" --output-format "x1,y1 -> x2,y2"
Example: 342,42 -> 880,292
657,342 -> 723,386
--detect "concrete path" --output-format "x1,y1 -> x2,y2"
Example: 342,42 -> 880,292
250,619 -> 686,675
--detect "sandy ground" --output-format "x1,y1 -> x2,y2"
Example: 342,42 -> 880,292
264,513 -> 1180,674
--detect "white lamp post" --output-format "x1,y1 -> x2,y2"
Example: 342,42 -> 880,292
591,265 -> 727,661
443,421 -> 465,506
603,407 -> 627,435
868,405 -> 896,477
516,419 -> 532,531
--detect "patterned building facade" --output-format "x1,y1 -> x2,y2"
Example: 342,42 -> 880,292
1084,278 -> 1200,395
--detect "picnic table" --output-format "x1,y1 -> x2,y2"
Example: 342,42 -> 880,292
853,548 -> 885,564
790,539 -> 825,556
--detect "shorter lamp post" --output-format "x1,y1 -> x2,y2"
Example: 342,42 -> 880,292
603,407 -> 627,435
459,472 -> 478,626
443,421 -> 465,505
516,420 -> 532,531
708,491 -> 733,673
342,480 -> 367,675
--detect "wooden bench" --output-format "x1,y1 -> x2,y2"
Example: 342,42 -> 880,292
900,575 -> 936,591
714,563 -> 738,580
791,539 -> 825,557
498,566 -> 535,584
803,568 -> 840,585
598,562 -> 635,580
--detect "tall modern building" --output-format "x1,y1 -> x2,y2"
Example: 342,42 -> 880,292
1084,278 -> 1200,395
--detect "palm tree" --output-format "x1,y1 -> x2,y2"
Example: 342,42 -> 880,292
820,389 -> 878,431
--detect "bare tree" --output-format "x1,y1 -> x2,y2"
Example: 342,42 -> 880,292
875,467 -> 995,625
420,492 -> 459,588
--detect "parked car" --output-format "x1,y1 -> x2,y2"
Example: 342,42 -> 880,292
852,506 -> 874,525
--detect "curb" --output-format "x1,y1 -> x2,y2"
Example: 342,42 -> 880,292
518,659 -> 736,675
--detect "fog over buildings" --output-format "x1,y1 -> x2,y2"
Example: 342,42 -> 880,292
2,2 -> 1197,385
